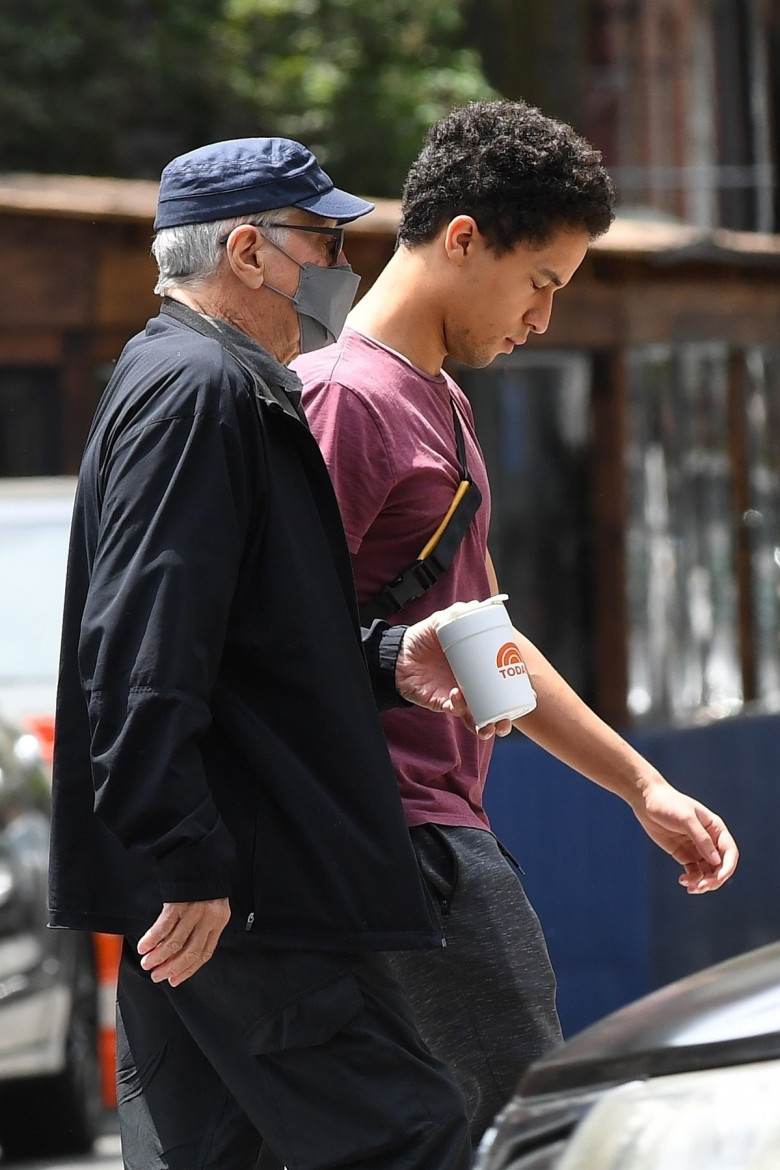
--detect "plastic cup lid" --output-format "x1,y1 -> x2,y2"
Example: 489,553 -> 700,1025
433,594 -> 509,632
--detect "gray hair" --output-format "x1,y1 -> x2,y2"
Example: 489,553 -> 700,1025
151,207 -> 292,296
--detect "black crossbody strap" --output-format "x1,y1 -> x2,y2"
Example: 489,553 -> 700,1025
359,400 -> 483,624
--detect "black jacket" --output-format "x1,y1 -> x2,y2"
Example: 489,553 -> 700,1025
48,305 -> 441,951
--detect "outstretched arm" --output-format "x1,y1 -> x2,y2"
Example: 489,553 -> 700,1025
486,553 -> 739,893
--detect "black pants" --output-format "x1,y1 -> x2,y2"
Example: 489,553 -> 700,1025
116,939 -> 471,1170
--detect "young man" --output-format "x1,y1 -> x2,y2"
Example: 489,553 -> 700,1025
294,100 -> 739,1146
48,136 -> 480,1170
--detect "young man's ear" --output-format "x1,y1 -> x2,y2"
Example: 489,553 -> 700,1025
443,215 -> 480,264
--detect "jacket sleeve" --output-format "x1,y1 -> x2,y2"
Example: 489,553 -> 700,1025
78,393 -> 255,902
361,621 -> 412,712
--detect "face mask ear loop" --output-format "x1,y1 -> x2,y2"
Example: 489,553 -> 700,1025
261,280 -> 293,303
256,229 -> 300,270
257,229 -> 306,305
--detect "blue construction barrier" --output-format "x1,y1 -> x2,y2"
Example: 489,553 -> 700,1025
483,710 -> 780,1038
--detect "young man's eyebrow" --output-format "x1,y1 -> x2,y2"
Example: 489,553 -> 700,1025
537,267 -> 563,287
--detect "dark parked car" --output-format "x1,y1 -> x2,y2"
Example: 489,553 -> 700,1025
477,941 -> 780,1170
0,478 -> 119,1161
0,705 -> 101,1160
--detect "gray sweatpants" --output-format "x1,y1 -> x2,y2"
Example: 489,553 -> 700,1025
387,824 -> 562,1148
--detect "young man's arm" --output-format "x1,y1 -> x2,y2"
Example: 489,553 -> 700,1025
485,552 -> 739,894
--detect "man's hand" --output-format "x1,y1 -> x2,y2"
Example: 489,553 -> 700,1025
138,898 -> 231,986
630,780 -> 739,893
396,604 -> 512,740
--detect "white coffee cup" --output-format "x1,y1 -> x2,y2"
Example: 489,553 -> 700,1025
435,595 -> 536,730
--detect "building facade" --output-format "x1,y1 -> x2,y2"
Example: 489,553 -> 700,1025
467,0 -> 779,233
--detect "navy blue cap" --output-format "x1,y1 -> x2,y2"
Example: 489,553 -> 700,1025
154,137 -> 374,230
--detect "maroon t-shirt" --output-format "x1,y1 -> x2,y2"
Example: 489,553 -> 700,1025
294,328 -> 494,829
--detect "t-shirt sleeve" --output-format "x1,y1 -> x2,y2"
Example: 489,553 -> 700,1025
303,379 -> 396,555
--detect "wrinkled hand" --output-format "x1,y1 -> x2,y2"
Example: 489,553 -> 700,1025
396,604 -> 512,740
631,782 -> 739,893
138,898 -> 231,986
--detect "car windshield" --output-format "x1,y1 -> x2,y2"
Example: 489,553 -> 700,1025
0,497 -> 71,685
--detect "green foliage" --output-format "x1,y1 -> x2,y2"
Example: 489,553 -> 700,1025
0,0 -> 496,193
214,0 -> 496,195
0,0 -> 225,177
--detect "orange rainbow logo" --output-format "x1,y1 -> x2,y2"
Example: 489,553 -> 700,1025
496,642 -> 522,669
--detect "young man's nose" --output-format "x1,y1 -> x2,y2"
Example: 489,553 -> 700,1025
525,291 -> 555,334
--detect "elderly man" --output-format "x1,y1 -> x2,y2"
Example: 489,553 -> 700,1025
48,138 -> 473,1170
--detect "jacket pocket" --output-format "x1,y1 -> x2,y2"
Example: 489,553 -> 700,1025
248,971 -> 364,1055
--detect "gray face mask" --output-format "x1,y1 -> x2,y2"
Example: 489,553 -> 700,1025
263,237 -> 360,353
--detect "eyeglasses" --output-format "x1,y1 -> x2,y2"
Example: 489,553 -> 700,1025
220,221 -> 344,266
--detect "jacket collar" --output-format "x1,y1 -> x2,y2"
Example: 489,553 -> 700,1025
160,297 -> 305,422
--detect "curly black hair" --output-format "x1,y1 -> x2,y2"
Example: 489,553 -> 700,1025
399,99 -> 615,253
